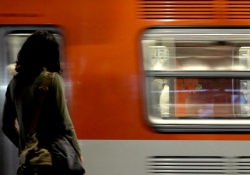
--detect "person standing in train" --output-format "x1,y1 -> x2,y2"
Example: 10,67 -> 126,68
1,31 -> 84,175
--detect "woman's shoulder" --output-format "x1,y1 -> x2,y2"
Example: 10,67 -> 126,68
42,71 -> 62,81
51,72 -> 63,81
49,72 -> 64,88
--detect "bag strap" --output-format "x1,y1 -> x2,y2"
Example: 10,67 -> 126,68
29,72 -> 54,135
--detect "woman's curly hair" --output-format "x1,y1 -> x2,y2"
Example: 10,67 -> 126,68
15,31 -> 61,79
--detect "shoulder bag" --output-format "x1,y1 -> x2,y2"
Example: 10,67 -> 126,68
17,71 -> 85,175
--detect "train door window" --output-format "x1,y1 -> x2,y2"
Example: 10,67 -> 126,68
142,28 -> 250,132
3,28 -> 64,128
0,26 -> 62,175
2,27 -> 62,81
3,28 -> 63,124
6,33 -> 62,81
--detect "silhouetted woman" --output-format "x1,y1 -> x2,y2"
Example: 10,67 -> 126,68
2,31 -> 84,175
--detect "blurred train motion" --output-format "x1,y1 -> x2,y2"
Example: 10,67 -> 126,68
2,0 -> 250,175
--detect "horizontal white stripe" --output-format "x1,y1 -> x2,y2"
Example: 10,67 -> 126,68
149,117 -> 250,125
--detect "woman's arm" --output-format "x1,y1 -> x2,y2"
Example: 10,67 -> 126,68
2,85 -> 19,148
52,73 -> 82,158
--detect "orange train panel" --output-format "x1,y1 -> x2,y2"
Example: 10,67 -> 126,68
1,0 -> 250,141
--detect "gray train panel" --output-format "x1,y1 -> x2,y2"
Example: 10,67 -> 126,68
80,140 -> 250,175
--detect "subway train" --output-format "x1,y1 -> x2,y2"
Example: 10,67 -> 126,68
2,0 -> 250,175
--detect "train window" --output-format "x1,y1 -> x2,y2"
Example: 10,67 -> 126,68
5,33 -> 62,79
142,28 -> 250,132
7,33 -> 62,63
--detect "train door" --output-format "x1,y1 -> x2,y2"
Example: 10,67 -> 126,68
0,26 -> 62,175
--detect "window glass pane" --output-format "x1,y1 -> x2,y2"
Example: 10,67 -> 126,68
142,30 -> 250,71
6,34 -> 62,80
147,77 -> 250,121
7,34 -> 30,64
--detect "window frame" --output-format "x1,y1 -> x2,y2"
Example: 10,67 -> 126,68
1,25 -> 64,89
1,26 -> 72,109
142,26 -> 250,133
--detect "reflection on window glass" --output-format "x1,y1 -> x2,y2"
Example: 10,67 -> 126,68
6,34 -> 61,80
151,78 -> 169,118
142,29 -> 250,127
147,78 -> 250,119
149,46 -> 169,70
142,38 -> 175,71
239,47 -> 250,70
240,80 -> 250,117
7,34 -> 30,63
143,37 -> 250,71
6,34 -> 30,80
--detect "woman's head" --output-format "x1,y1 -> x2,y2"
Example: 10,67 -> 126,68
15,31 -> 61,78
